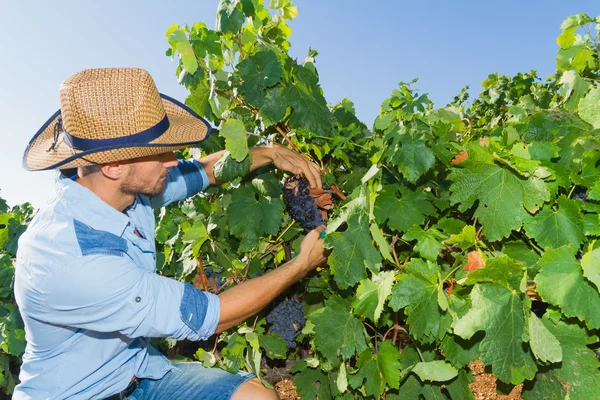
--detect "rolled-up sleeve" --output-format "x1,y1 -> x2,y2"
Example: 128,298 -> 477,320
150,159 -> 210,208
41,254 -> 220,341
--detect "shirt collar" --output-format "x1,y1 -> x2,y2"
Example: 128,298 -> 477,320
54,172 -> 130,237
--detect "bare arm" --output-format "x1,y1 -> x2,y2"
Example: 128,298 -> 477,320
197,144 -> 322,188
215,227 -> 326,333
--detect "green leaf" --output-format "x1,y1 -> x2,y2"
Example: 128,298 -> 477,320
185,82 -> 212,119
284,80 -> 332,137
501,241 -> 541,278
557,27 -> 577,49
369,223 -> 395,264
388,133 -> 435,183
0,304 -> 25,357
374,186 -> 435,233
402,226 -> 445,261
227,186 -> 283,251
311,296 -> 368,363
168,29 -> 198,74
522,319 -> 600,400
454,283 -> 537,384
0,254 -> 14,299
216,0 -> 245,34
465,255 -> 525,292
439,333 -> 481,369
260,85 -> 287,126
389,259 -> 448,341
220,119 -> 249,161
181,223 -> 209,257
578,86 -> 600,128
528,312 -> 562,363
449,163 -> 526,241
581,248 -> 600,290
411,361 -> 458,382
324,212 -> 381,290
293,367 -> 332,400
213,151 -> 251,182
444,225 -> 476,249
352,271 -> 395,323
237,50 -> 283,107
535,246 -> 600,329
559,70 -> 591,110
258,333 -> 287,359
349,341 -> 402,397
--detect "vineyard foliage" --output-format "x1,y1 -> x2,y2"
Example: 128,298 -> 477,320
2,1 -> 600,398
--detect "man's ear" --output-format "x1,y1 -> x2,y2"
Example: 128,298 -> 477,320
101,162 -> 129,181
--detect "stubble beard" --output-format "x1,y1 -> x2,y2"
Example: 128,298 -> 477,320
120,168 -> 167,197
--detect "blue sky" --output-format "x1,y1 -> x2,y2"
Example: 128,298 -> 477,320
1,1 -> 598,208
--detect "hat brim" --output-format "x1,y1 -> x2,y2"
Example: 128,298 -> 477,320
23,94 -> 212,171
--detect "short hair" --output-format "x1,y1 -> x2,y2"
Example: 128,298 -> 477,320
77,165 -> 100,177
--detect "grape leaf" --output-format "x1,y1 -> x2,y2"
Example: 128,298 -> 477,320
237,50 -> 282,107
0,254 -> 14,299
185,81 -> 212,119
0,304 -> 25,357
465,255 -> 525,292
439,333 -> 481,369
352,270 -> 395,323
411,360 -> 458,382
284,80 -> 332,137
227,186 -> 283,251
168,29 -> 198,74
387,133 -> 436,183
349,341 -> 402,397
402,226 -> 445,261
449,162 -> 526,241
581,247 -> 600,290
389,259 -> 449,341
578,86 -> 600,128
258,333 -> 287,359
220,119 -> 249,162
454,283 -> 537,384
293,366 -> 332,400
324,212 -> 382,290
374,185 -> 435,233
524,196 -> 583,252
213,151 -> 251,182
534,246 -> 600,329
528,312 -> 562,363
311,296 -> 368,363
522,319 -> 600,400
216,0 -> 245,34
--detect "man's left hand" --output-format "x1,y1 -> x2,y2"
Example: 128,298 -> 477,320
269,144 -> 322,188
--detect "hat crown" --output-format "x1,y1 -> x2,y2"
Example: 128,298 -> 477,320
59,68 -> 166,140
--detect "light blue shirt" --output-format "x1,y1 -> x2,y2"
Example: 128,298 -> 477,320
14,159 -> 220,400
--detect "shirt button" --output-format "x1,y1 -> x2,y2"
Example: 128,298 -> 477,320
135,297 -> 141,303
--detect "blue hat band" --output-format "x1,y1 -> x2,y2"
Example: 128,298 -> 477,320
63,115 -> 170,151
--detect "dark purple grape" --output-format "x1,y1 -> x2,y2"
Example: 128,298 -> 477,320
282,175 -> 330,232
266,299 -> 306,349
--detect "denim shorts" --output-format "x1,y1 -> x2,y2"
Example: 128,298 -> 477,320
126,362 -> 255,400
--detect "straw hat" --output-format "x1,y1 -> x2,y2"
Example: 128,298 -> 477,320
23,68 -> 211,171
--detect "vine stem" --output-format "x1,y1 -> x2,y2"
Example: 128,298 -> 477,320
443,264 -> 462,283
275,124 -> 300,152
236,33 -> 245,60
390,234 -> 401,266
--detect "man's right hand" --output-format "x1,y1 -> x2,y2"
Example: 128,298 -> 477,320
295,226 -> 328,274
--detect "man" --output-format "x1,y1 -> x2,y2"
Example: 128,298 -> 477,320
15,68 -> 327,399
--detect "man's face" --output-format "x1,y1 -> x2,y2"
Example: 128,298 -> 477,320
120,152 -> 178,197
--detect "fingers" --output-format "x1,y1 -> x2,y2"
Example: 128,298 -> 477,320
273,146 -> 322,188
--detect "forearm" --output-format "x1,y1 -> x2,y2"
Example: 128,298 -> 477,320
197,146 -> 275,185
215,258 -> 307,333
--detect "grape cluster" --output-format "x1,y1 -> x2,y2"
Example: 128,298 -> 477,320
203,266 -> 224,279
572,189 -> 588,202
282,175 -> 329,232
266,299 -> 306,349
